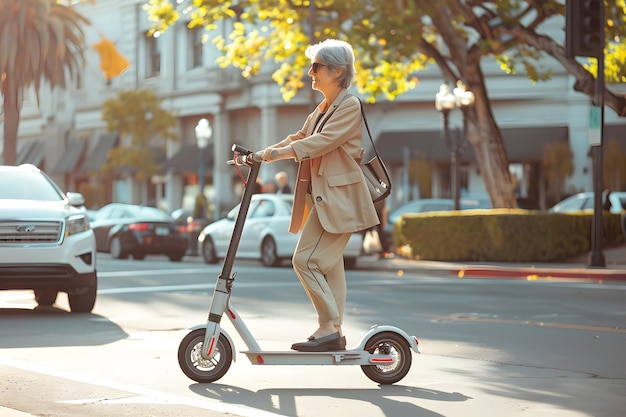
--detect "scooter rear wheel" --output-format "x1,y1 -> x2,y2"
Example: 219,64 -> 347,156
361,331 -> 412,384
178,328 -> 233,383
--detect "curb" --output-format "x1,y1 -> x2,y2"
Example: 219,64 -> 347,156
357,255 -> 626,282
453,266 -> 626,281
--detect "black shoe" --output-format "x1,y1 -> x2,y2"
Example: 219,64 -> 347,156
291,332 -> 342,352
339,336 -> 346,350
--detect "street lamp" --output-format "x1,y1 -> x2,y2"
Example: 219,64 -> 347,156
435,81 -> 475,210
195,118 -> 212,196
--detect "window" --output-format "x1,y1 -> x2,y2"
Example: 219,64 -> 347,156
146,33 -> 161,78
581,197 -> 595,211
189,27 -> 204,69
251,200 -> 275,218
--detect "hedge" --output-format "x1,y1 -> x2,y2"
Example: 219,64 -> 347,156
393,209 -> 624,262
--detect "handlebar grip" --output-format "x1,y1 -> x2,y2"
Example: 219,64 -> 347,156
227,145 -> 271,165
232,144 -> 252,154
250,151 -> 262,162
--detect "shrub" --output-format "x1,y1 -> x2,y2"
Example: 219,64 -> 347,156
394,209 -> 623,262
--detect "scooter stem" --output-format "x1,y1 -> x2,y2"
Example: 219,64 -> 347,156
202,150 -> 262,359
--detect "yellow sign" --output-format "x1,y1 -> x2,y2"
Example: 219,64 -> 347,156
93,39 -> 131,80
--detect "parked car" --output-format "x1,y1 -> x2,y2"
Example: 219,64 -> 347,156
0,164 -> 97,313
383,196 -> 492,243
198,194 -> 363,268
171,208 -> 210,256
91,203 -> 188,261
548,191 -> 626,214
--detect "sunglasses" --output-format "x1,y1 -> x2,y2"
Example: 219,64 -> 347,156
311,62 -> 328,73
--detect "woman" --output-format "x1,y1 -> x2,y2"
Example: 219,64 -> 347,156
261,39 -> 379,351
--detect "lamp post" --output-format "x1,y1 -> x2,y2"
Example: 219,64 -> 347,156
195,118 -> 212,198
435,81 -> 475,210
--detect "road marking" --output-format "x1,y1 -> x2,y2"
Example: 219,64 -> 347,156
97,282 -> 302,295
414,313 -> 626,333
0,358 -> 289,417
98,268 -> 215,277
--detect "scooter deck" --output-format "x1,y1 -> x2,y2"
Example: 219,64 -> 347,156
242,349 -> 396,366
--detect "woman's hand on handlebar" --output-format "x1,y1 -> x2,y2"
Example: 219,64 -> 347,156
230,151 -> 262,166
261,145 -> 295,162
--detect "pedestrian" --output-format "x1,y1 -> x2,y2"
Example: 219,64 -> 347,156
275,171 -> 292,194
264,180 -> 278,193
251,178 -> 264,194
364,200 -> 392,258
260,39 -> 379,352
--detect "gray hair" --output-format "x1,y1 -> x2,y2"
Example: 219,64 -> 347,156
305,39 -> 356,89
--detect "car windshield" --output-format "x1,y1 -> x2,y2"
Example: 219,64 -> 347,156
127,206 -> 173,221
0,171 -> 65,201
226,195 -> 293,220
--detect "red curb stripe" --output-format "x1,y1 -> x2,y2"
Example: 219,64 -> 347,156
453,268 -> 626,281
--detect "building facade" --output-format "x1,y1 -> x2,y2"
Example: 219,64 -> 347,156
5,0 -> 626,216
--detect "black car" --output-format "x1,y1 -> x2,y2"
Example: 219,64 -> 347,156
91,203 -> 188,261
170,208 -> 210,256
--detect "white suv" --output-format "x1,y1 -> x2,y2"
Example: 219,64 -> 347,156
0,164 -> 97,313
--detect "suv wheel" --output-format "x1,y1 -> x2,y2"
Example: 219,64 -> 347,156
68,282 -> 97,313
34,289 -> 58,307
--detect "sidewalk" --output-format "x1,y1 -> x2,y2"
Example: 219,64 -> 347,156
0,406 -> 34,417
359,243 -> 626,281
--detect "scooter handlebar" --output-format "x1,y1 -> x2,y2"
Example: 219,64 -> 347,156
227,146 -> 278,166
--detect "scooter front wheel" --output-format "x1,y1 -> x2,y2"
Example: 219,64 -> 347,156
361,331 -> 412,385
178,328 -> 233,383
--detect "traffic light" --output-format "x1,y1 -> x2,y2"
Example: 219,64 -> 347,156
566,0 -> 604,58
93,38 -> 131,79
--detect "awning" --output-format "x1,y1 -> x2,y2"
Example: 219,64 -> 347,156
51,138 -> 86,174
162,144 -> 214,173
80,132 -> 118,173
16,140 -> 45,166
376,126 -> 569,163
16,141 -> 35,164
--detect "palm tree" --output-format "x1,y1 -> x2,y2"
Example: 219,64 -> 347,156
0,0 -> 90,165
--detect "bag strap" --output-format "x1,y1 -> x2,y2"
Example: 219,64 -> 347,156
315,94 -> 380,159
354,97 -> 379,158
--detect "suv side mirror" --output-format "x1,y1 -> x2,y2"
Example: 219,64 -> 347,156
66,192 -> 86,207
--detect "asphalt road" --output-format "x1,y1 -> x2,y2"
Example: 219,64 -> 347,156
1,254 -> 625,417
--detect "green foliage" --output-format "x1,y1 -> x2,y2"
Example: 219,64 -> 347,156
143,0 -> 431,102
101,88 -> 179,181
1,0 -> 91,165
143,1 -> 626,103
395,210 -> 624,262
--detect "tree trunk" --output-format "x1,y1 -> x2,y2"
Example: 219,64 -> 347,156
463,64 -> 518,208
2,78 -> 20,166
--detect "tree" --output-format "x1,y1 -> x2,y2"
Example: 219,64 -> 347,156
144,0 -> 626,208
101,88 -> 178,182
0,0 -> 92,166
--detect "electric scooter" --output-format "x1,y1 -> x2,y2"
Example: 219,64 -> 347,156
177,144 -> 420,385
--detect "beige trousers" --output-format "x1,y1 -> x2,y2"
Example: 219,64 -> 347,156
292,199 -> 352,325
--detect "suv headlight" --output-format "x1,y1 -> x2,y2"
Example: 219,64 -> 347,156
66,214 -> 90,236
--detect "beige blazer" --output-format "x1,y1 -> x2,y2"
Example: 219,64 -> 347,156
285,90 -> 379,234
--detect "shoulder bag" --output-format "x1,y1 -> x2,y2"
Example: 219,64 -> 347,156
316,95 -> 392,203
356,98 -> 392,203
